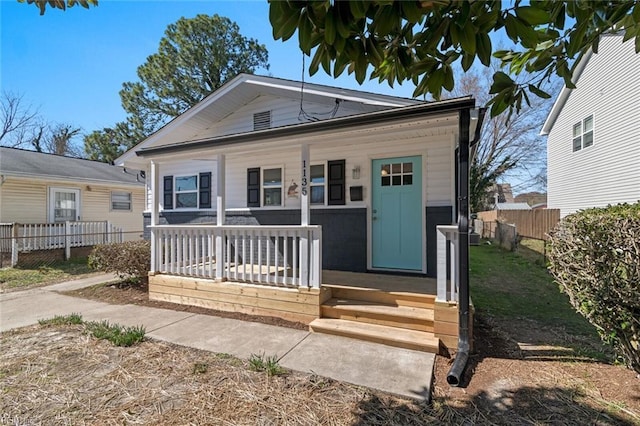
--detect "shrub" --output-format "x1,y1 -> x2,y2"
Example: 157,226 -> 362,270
548,203 -> 640,374
89,241 -> 150,284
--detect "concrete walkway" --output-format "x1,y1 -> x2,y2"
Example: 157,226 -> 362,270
0,274 -> 434,401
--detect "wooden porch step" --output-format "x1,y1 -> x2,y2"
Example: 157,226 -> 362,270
323,284 -> 436,309
309,318 -> 440,353
321,298 -> 434,332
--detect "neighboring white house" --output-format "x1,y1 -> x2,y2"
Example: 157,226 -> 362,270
541,34 -> 640,217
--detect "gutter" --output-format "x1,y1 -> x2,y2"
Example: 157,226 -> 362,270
447,106 -> 486,387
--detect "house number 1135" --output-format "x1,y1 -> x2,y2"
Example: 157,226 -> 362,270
301,160 -> 308,196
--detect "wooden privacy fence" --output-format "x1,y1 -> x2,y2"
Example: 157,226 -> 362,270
0,221 -> 123,267
476,209 -> 560,240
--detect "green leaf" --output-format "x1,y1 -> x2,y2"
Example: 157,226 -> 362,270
461,51 -> 475,71
489,71 -> 514,94
324,9 -> 336,45
401,0 -> 423,23
309,48 -> 323,76
349,0 -> 367,20
273,4 -> 300,41
442,64 -> 454,91
459,21 -> 477,54
515,5 -> 550,26
476,32 -> 492,66
528,84 -> 551,99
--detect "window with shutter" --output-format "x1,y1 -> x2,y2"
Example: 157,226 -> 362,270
327,160 -> 346,205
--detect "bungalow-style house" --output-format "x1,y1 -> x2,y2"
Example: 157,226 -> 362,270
541,34 -> 640,217
116,74 -> 483,379
0,148 -> 145,260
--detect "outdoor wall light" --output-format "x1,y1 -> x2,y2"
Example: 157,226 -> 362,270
352,165 -> 361,179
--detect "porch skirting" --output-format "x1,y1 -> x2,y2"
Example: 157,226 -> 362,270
148,274 -> 330,324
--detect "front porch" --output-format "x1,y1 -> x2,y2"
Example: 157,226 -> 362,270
148,224 -> 463,354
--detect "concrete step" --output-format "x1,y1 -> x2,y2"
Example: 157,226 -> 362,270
309,318 -> 441,353
323,284 -> 435,309
321,298 -> 434,332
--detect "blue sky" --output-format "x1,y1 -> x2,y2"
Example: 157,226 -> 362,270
1,0 -> 419,135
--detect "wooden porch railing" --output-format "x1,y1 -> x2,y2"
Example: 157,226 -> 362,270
436,225 -> 459,303
0,221 -> 124,266
150,225 -> 322,288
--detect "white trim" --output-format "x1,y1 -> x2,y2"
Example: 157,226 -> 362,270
541,47 -> 596,135
309,162 -> 327,207
572,114 -> 595,152
48,187 -> 81,222
4,171 -> 143,187
115,73 -> 420,166
261,165 -> 285,208
173,173 -> 199,209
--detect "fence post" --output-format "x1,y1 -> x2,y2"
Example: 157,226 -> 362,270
105,221 -> 111,243
11,223 -> 18,267
64,221 -> 71,260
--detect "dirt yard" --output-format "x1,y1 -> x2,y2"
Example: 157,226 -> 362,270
8,281 -> 626,424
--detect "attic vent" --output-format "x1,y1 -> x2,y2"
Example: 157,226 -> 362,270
253,111 -> 272,131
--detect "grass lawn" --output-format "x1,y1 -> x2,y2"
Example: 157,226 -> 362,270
470,242 -> 599,339
0,258 -> 94,291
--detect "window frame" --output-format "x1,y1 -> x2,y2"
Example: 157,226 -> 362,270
309,162 -> 326,206
572,114 -> 594,152
261,166 -> 284,208
110,191 -> 132,212
174,174 -> 199,209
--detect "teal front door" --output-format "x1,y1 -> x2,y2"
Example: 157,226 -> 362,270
371,156 -> 423,271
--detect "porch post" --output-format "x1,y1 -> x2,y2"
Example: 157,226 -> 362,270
150,160 -> 159,273
300,144 -> 310,226
215,154 -> 225,280
216,154 -> 226,226
300,144 -> 310,286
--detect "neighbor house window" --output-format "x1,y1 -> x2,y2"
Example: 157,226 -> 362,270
263,167 -> 282,206
572,115 -> 594,152
310,164 -> 325,205
111,191 -> 132,211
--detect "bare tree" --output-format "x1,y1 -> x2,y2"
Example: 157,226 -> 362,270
448,67 -> 554,211
0,91 -> 40,148
32,123 -> 82,157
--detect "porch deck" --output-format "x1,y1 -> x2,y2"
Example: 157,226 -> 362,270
322,270 -> 437,295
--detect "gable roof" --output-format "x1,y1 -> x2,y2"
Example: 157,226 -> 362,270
0,147 -> 143,186
541,33 -> 625,135
116,73 -> 423,166
135,96 -> 475,158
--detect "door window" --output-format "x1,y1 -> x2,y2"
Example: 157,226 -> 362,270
50,188 -> 80,222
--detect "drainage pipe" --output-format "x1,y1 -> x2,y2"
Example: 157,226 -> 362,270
447,106 -> 485,387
